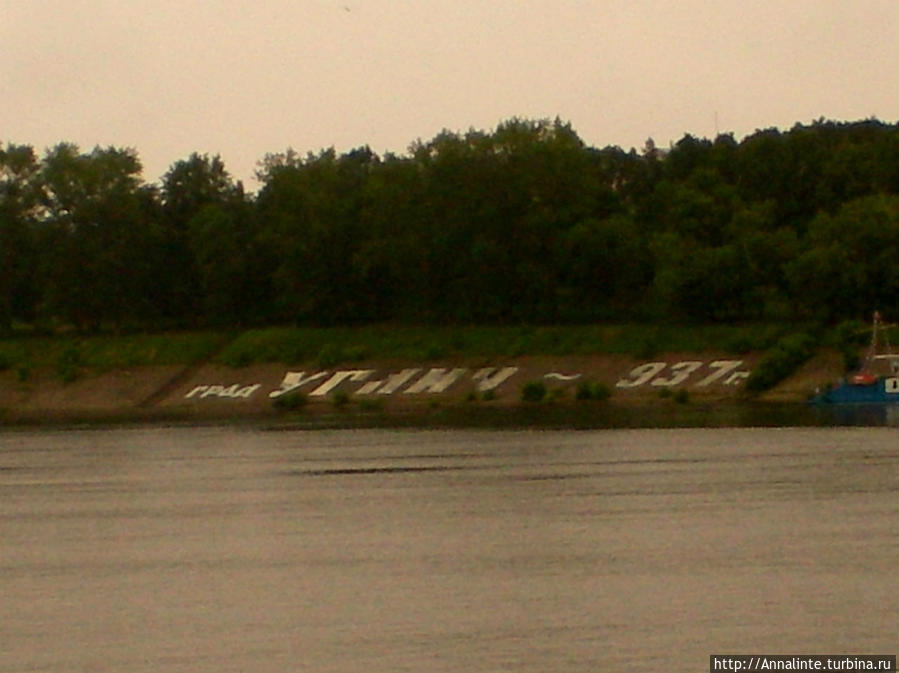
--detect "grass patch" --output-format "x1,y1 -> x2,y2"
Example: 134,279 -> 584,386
212,323 -> 793,366
0,322 -> 799,374
0,331 -> 229,371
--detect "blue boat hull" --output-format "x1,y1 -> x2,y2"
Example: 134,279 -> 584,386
814,377 -> 899,404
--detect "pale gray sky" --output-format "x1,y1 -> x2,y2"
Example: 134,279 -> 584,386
3,0 -> 898,187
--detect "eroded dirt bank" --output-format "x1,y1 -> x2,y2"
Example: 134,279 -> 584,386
0,350 -> 845,427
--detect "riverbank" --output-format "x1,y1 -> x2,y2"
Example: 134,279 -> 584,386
0,344 -> 852,429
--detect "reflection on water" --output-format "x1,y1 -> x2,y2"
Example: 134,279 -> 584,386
0,426 -> 896,673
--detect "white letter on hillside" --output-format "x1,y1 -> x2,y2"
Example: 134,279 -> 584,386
356,369 -> 422,395
696,360 -> 744,387
472,367 -> 519,391
404,368 -> 467,394
269,371 -> 329,398
310,370 -> 373,396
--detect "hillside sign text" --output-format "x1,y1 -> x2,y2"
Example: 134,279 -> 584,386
184,360 -> 749,401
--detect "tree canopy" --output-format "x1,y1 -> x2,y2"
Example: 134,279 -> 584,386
3,117 -> 899,333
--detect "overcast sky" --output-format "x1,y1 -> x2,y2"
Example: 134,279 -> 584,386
3,0 -> 898,188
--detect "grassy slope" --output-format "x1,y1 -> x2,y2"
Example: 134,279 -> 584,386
0,324 -> 798,376
212,323 -> 797,367
5,323 -> 798,371
0,331 -> 232,374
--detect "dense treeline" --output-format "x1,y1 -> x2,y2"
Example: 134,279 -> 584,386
3,117 -> 899,333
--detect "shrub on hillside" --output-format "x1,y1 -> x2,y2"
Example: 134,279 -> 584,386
576,381 -> 612,401
316,344 -> 344,368
331,390 -> 350,408
831,319 -> 868,372
521,380 -> 547,402
273,391 -> 308,411
745,332 -> 817,394
56,345 -> 83,383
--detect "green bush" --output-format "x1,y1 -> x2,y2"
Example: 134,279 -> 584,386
421,343 -> 448,361
745,332 -> 817,394
831,319 -> 868,372
344,345 -> 370,362
16,362 -> 31,382
56,344 -> 83,383
220,348 -> 254,368
521,380 -> 547,402
316,343 -> 344,368
273,391 -> 308,411
548,387 -> 567,401
589,382 -> 611,401
331,390 -> 350,408
576,381 -> 612,401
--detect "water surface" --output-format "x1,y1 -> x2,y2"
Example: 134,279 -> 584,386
1,427 -> 896,672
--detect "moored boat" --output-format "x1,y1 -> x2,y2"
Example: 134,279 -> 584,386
814,311 -> 899,404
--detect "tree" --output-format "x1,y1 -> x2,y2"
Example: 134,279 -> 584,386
557,215 -> 650,321
786,195 -> 899,321
255,147 -> 377,324
161,153 -> 240,226
0,143 -> 41,331
38,144 -> 154,330
187,200 -> 271,325
159,153 -> 243,324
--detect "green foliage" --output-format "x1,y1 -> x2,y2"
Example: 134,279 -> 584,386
55,344 -> 82,383
634,332 -> 660,359
9,119 -> 899,331
521,380 -> 547,403
78,332 -> 229,368
316,343 -> 344,368
272,391 -> 308,411
745,332 -> 818,394
830,319 -> 868,371
343,345 -> 370,362
222,349 -> 254,368
576,381 -> 612,401
16,362 -> 31,382
1,332 -> 226,370
331,390 -> 350,408
548,387 -> 567,401
421,343 -> 448,361
785,195 -> 899,321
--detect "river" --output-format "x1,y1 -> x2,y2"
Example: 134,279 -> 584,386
1,426 -> 896,672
